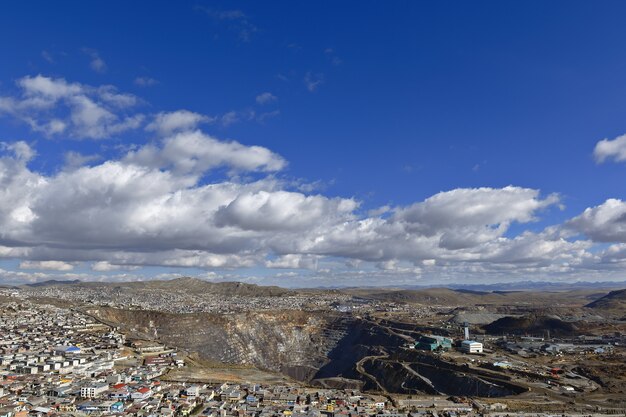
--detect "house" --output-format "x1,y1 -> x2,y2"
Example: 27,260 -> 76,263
109,388 -> 130,400
80,383 -> 108,398
185,385 -> 200,397
131,387 -> 152,400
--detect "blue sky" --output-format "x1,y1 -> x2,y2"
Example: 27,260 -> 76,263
1,1 -> 626,287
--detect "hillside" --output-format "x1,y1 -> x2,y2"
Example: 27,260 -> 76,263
482,314 -> 579,337
344,287 -> 596,309
585,288 -> 626,311
24,277 -> 291,297
25,279 -> 81,287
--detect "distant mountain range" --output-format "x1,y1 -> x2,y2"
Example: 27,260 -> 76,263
25,279 -> 81,287
327,280 -> 626,292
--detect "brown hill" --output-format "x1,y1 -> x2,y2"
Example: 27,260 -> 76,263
343,287 -> 595,308
585,289 -> 626,311
482,314 -> 579,336
27,277 -> 291,297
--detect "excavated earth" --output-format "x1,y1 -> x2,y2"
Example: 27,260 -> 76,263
86,306 -> 527,397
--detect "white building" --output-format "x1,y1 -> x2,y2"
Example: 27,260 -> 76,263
460,340 -> 483,353
185,385 -> 200,397
81,383 -> 109,398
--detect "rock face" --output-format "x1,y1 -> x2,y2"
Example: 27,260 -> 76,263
88,307 -> 337,374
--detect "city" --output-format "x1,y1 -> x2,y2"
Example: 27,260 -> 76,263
1,1 -> 626,416
0,281 -> 624,416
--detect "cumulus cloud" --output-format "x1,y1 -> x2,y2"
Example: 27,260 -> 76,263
3,75 -> 626,285
1,139 -> 579,279
1,141 -> 36,162
146,110 -> 213,135
265,254 -> 320,270
394,187 -> 559,249
215,191 -> 357,231
125,130 -> 286,175
91,261 -> 140,272
277,187 -> 560,262
594,133 -> 626,163
19,260 -> 74,271
221,111 -> 239,127
0,75 -> 143,139
0,140 -> 618,284
63,151 -> 100,170
92,261 -> 120,272
566,199 -> 626,242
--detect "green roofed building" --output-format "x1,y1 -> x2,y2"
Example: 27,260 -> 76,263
415,335 -> 453,351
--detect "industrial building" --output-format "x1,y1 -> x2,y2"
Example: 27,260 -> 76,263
460,340 -> 483,354
415,335 -> 453,351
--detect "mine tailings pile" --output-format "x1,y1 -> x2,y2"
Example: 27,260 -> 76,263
357,349 -> 528,397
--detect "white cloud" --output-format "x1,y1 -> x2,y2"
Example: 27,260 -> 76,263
221,111 -> 239,127
256,92 -> 277,105
594,133 -> 626,163
272,187 -> 562,265
3,75 -> 626,285
125,130 -> 286,175
97,86 -> 138,108
19,260 -> 74,271
394,186 -> 559,249
92,261 -> 119,272
368,205 -> 391,217
19,75 -> 82,99
1,141 -> 36,162
215,190 -> 357,231
63,151 -> 100,170
91,261 -> 140,272
68,95 -> 142,138
567,199 -> 626,242
0,75 -> 143,139
0,133 -> 610,286
146,110 -> 213,135
265,254 -> 318,269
